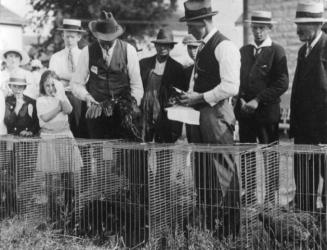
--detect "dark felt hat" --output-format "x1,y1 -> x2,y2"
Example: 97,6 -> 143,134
179,0 -> 218,22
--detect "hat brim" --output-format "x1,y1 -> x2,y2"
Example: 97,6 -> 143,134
57,27 -> 86,33
294,17 -> 326,23
179,11 -> 218,22
151,40 -> 177,45
7,81 -> 29,86
88,21 -> 124,41
244,20 -> 277,24
2,49 -> 29,65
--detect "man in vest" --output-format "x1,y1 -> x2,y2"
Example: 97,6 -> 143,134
49,19 -> 85,137
290,1 -> 327,213
234,11 -> 289,205
179,0 -> 240,236
71,11 -> 143,140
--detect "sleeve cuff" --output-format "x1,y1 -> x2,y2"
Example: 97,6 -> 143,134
203,91 -> 217,107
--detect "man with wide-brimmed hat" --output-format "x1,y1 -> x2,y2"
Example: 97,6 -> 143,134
234,11 -> 289,206
71,11 -> 143,140
179,0 -> 240,237
140,28 -> 187,142
49,19 -> 86,138
290,1 -> 327,213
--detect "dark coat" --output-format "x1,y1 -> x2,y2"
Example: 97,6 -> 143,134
235,42 -> 289,123
4,95 -> 39,136
140,55 -> 187,143
290,33 -> 327,143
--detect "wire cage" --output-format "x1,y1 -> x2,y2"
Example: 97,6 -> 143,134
1,136 -> 327,249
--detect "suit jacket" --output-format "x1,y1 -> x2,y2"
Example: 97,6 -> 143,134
140,55 -> 187,143
290,33 -> 327,143
235,42 -> 289,123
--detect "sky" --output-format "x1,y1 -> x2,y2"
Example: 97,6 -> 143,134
1,0 -> 31,17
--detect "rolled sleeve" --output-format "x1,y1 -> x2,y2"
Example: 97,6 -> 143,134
203,40 -> 240,106
126,44 -> 144,105
70,47 -> 90,101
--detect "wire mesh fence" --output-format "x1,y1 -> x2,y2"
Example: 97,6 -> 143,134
0,136 -> 327,249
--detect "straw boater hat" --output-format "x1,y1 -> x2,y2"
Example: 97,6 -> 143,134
245,11 -> 277,25
57,19 -> 86,33
182,34 -> 201,46
179,0 -> 218,22
7,69 -> 30,86
151,28 -> 177,45
294,1 -> 326,23
88,11 -> 124,41
1,48 -> 29,65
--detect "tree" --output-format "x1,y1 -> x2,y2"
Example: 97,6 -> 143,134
28,0 -> 178,58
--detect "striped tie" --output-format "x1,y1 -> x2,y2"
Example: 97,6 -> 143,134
67,49 -> 75,73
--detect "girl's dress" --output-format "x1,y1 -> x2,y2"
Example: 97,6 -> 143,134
0,90 -> 7,135
36,95 -> 82,173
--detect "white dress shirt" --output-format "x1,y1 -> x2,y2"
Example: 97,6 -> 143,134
306,31 -> 322,57
71,41 -> 144,105
188,28 -> 240,106
49,47 -> 81,91
0,90 -> 7,135
153,59 -> 167,75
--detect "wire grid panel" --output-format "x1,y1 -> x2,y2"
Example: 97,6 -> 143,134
148,145 -> 193,239
75,141 -> 149,248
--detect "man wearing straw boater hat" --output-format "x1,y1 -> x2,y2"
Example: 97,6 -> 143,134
290,1 -> 327,213
179,0 -> 240,236
235,11 -> 289,205
71,11 -> 143,140
49,19 -> 86,138
140,28 -> 187,142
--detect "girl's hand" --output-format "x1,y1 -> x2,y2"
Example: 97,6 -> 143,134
20,130 -> 33,137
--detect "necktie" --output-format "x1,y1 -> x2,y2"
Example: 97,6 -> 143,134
67,49 -> 75,73
253,47 -> 262,58
305,44 -> 312,58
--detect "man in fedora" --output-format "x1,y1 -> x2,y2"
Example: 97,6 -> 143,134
71,11 -> 143,140
140,28 -> 187,142
179,0 -> 240,236
49,19 -> 86,138
290,1 -> 327,212
235,11 -> 289,204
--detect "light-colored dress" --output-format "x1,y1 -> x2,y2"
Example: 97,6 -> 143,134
36,95 -> 82,173
0,90 -> 7,135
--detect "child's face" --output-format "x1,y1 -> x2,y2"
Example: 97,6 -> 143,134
44,78 -> 57,97
9,84 -> 26,95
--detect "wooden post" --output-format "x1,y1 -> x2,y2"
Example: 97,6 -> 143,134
243,0 -> 249,45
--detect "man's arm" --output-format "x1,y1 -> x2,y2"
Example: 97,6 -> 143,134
203,40 -> 240,106
126,44 -> 144,105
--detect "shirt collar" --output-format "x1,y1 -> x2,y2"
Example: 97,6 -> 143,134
99,40 -> 117,55
202,27 -> 218,44
251,36 -> 272,49
307,31 -> 322,49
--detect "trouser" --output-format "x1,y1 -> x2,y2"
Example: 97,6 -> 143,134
66,91 -> 82,138
189,102 -> 240,237
239,119 -> 279,204
294,136 -> 326,212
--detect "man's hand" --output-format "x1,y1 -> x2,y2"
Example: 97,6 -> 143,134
241,98 -> 259,114
179,92 -> 204,107
85,94 -> 99,107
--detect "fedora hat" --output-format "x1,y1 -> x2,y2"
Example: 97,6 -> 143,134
2,48 -> 29,65
179,0 -> 218,22
57,19 -> 86,33
245,11 -> 277,25
7,69 -> 30,86
294,2 -> 326,23
151,28 -> 177,45
182,34 -> 201,46
89,11 -> 124,41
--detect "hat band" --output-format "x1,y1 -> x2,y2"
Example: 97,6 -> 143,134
296,11 -> 323,19
95,22 -> 119,34
185,7 -> 213,19
9,77 -> 26,84
251,16 -> 272,22
62,24 -> 82,30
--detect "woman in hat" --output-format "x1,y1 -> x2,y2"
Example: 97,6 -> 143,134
4,69 -> 39,137
140,28 -> 187,142
0,48 -> 35,98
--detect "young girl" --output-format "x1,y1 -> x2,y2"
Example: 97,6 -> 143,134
36,70 -> 82,221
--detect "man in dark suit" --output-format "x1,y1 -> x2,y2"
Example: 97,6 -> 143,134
234,11 -> 289,204
290,2 -> 327,212
140,28 -> 187,143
